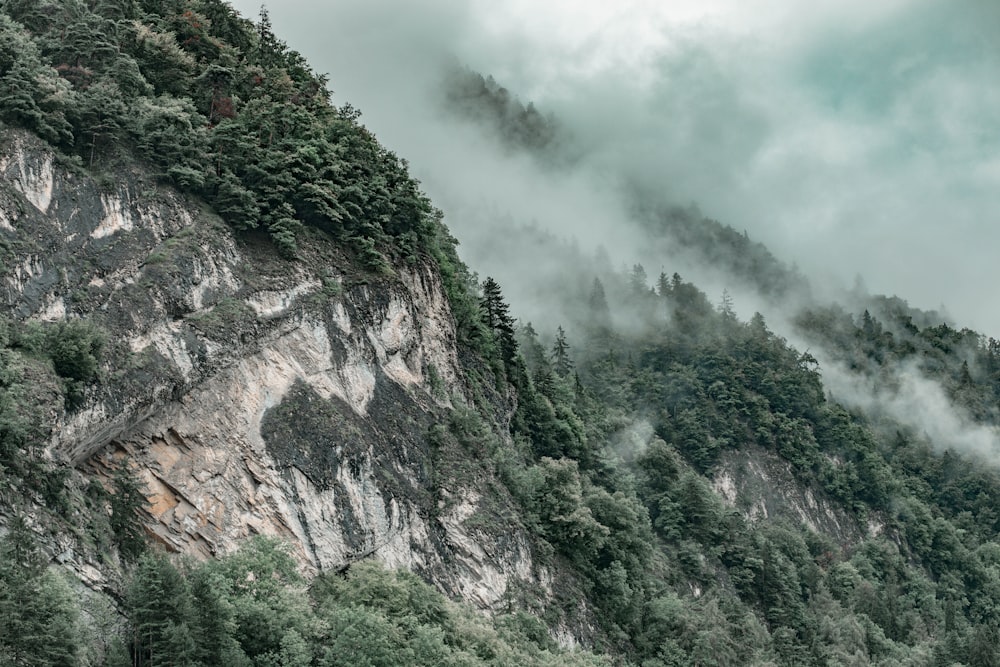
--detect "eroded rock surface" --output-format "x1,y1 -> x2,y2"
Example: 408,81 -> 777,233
712,445 -> 871,545
0,130 -> 544,610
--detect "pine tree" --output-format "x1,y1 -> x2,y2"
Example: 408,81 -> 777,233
127,553 -> 196,667
480,277 -> 517,368
584,278 -> 613,362
718,289 -> 736,320
628,264 -> 648,295
189,566 -> 246,666
252,6 -> 287,71
0,514 -> 82,666
551,326 -> 574,378
515,320 -> 542,362
656,271 -> 671,298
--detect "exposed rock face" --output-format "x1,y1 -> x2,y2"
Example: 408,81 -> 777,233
0,129 -> 543,610
711,445 -> 872,545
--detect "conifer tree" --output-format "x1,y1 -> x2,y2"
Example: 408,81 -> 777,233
551,326 -> 574,378
718,289 -> 736,320
584,278 -> 613,362
480,277 -> 517,368
628,264 -> 648,295
126,553 -> 196,667
0,514 -> 82,666
518,322 -> 548,373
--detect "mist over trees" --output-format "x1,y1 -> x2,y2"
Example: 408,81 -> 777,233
442,66 -> 564,159
484,259 -> 1000,665
4,2 -> 1000,666
439,68 -> 1000,662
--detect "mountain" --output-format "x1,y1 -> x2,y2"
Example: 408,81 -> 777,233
4,2 -> 1000,666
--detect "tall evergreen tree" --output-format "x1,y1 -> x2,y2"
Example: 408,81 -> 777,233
584,278 -> 614,362
0,514 -> 82,666
551,326 -> 574,378
480,277 -> 517,368
126,553 -> 196,667
518,322 -> 547,373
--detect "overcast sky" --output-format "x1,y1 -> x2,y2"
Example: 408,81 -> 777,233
231,0 -> 1000,336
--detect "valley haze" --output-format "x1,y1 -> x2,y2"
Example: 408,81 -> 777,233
231,0 -> 1000,337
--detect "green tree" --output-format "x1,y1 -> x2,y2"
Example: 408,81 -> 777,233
585,278 -> 613,359
126,552 -> 196,667
131,95 -> 209,188
551,326 -> 574,378
480,276 -> 517,369
0,14 -> 75,146
205,537 -> 314,662
188,566 -> 246,666
0,515 -> 82,666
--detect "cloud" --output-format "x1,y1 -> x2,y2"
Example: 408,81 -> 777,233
227,0 -> 1000,470
233,0 -> 1000,337
819,357 -> 1000,460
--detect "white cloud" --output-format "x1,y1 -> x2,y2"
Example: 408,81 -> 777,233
820,358 -> 1000,460
233,0 -> 1000,336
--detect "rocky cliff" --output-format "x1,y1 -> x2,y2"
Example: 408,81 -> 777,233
0,129 -> 546,610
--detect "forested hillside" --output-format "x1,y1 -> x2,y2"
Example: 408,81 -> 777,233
0,0 -> 459,266
4,2 -> 1000,666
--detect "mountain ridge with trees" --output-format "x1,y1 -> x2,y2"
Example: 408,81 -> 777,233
3,2 -> 1000,666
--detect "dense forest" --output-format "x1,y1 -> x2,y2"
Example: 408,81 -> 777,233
5,1 -> 1000,666
1,522 -> 610,666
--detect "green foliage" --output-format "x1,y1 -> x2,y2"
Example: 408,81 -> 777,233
443,66 -> 564,159
107,540 -> 612,666
186,297 -> 255,339
797,297 -> 1000,425
15,319 -> 104,408
7,5 -> 1000,666
0,0 -> 445,271
0,316 -> 105,507
0,13 -> 74,146
461,262 -> 1000,665
44,321 -> 104,405
126,552 -> 199,667
0,515 -> 83,666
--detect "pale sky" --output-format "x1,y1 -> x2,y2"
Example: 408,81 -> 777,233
230,0 -> 1000,336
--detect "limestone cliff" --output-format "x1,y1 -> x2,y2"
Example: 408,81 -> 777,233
0,129 -> 545,610
711,445 -> 877,546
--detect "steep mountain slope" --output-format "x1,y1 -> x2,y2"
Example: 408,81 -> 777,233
5,2 -> 1000,666
1,126 -> 551,609
439,63 -> 1000,665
